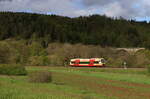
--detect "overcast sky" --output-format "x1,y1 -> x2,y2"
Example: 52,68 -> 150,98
0,0 -> 150,21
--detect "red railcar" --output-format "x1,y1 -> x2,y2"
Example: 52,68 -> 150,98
70,58 -> 105,67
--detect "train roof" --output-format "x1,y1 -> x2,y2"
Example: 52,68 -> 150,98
70,58 -> 104,61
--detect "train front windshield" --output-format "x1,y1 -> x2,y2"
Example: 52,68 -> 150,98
101,59 -> 106,63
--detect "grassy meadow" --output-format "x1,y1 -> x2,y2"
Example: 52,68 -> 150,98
0,67 -> 150,99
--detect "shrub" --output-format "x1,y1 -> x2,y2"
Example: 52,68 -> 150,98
107,58 -> 123,68
0,64 -> 27,75
147,64 -> 150,75
29,42 -> 47,56
8,41 -> 30,64
0,42 -> 11,64
48,55 -> 64,66
135,53 -> 149,68
28,71 -> 52,83
28,56 -> 50,66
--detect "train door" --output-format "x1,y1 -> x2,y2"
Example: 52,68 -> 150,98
75,60 -> 80,66
89,59 -> 94,66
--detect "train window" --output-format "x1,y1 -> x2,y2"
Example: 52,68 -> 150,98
79,62 -> 90,64
94,61 -> 99,64
71,62 -> 75,64
101,59 -> 105,63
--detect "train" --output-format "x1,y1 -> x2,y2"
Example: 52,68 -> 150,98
69,58 -> 106,67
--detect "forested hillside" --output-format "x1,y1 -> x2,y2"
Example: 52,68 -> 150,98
0,12 -> 150,48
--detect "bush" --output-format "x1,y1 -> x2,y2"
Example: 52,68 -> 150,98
0,64 -> 27,75
48,55 -> 64,66
28,71 -> 52,83
28,56 -> 50,66
147,64 -> 150,75
0,42 -> 11,64
107,58 -> 123,68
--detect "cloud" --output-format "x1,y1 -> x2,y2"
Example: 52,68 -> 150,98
0,0 -> 79,17
80,0 -> 143,19
141,0 -> 150,16
102,2 -> 126,17
0,0 -> 149,20
0,0 -> 12,2
103,1 -> 141,18
81,0 -> 114,6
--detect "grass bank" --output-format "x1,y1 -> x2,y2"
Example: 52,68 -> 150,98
0,67 -> 150,99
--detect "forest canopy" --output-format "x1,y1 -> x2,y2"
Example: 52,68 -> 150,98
0,12 -> 150,48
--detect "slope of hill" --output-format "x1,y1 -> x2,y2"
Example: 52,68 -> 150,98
0,12 -> 150,48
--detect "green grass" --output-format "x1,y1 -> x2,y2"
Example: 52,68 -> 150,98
58,70 -> 150,84
27,66 -> 147,75
0,64 -> 27,75
0,75 -> 117,99
0,66 -> 150,99
27,67 -> 150,84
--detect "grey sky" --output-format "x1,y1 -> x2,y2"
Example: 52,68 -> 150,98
0,0 -> 149,20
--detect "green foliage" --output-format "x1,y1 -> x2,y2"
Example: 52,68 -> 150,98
107,58 -> 123,68
28,71 -> 52,83
147,67 -> 150,75
1,12 -> 150,67
0,41 -> 149,67
8,40 -> 30,64
28,42 -> 47,56
28,56 -> 50,66
0,40 -> 30,64
0,41 -> 11,64
147,64 -> 150,75
0,64 -> 27,75
46,43 -> 150,67
0,12 -> 149,47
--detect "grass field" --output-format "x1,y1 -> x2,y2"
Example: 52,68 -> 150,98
0,67 -> 150,99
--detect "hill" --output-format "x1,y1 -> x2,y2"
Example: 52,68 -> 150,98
0,12 -> 150,48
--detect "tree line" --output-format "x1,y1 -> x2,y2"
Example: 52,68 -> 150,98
0,41 -> 150,67
0,12 -> 150,48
